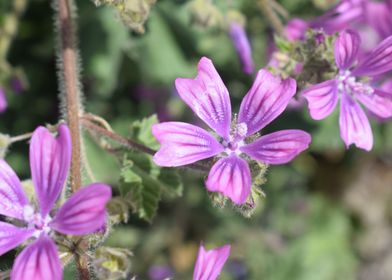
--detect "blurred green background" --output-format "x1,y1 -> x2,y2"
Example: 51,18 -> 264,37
1,0 -> 392,279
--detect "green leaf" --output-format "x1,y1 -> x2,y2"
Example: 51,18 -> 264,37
79,3 -> 129,98
119,153 -> 183,222
274,35 -> 292,53
158,167 -> 183,197
129,114 -> 159,150
116,115 -> 183,222
138,10 -> 194,84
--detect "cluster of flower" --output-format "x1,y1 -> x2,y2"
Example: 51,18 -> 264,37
151,0 -> 392,278
1,0 -> 392,279
0,125 -> 112,279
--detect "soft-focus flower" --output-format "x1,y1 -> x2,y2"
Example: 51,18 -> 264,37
284,18 -> 308,42
148,265 -> 174,280
229,22 -> 254,74
363,0 -> 392,40
310,0 -> 365,34
303,30 -> 392,151
152,57 -> 311,204
193,244 -> 231,280
0,124 -> 112,280
0,87 -> 7,113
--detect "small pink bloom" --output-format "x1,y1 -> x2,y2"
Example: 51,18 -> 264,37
193,244 -> 231,280
0,125 -> 112,280
153,57 -> 311,204
284,18 -> 308,42
310,0 -> 365,34
229,23 -> 254,74
303,30 -> 392,150
0,87 -> 7,113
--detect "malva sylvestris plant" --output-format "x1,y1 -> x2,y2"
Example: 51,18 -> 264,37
303,30 -> 392,151
0,124 -> 111,279
152,57 -> 311,205
3,0 -> 392,279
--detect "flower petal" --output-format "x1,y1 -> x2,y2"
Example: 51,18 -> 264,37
310,0 -> 364,34
0,222 -> 33,256
356,89 -> 392,118
334,29 -> 361,70
175,57 -> 232,138
229,23 -> 254,74
365,1 -> 392,39
353,35 -> 392,77
152,122 -> 224,167
50,183 -> 111,235
11,235 -> 62,280
302,79 -> 338,120
193,244 -> 231,280
339,93 -> 373,151
29,124 -> 71,217
238,69 -> 296,136
0,87 -> 7,113
240,130 -> 311,164
0,159 -> 28,219
206,155 -> 251,205
284,18 -> 308,42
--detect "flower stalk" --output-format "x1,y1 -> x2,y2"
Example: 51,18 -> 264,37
81,117 -> 210,173
56,0 -> 83,193
55,0 -> 90,279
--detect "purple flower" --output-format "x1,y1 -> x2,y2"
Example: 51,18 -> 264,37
229,23 -> 254,74
152,57 -> 311,204
193,244 -> 231,280
0,87 -> 7,113
310,0 -> 365,34
0,124 -> 112,280
364,0 -> 392,40
148,265 -> 174,280
284,18 -> 308,42
302,30 -> 392,151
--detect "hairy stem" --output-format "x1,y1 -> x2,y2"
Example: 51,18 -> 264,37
258,0 -> 284,35
55,0 -> 89,279
81,117 -> 210,173
75,253 -> 90,280
56,0 -> 82,193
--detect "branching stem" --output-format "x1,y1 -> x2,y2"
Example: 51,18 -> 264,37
81,117 -> 210,173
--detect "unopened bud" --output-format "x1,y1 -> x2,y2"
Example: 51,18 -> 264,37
93,246 -> 133,280
189,0 -> 224,28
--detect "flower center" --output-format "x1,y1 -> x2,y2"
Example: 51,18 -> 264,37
337,70 -> 373,96
222,122 -> 247,155
23,205 -> 52,238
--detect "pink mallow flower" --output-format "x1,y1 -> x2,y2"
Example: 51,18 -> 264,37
152,57 -> 311,205
229,22 -> 254,74
0,87 -> 7,113
0,124 -> 112,280
302,30 -> 392,151
284,18 -> 309,42
310,0 -> 365,34
193,244 -> 231,280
